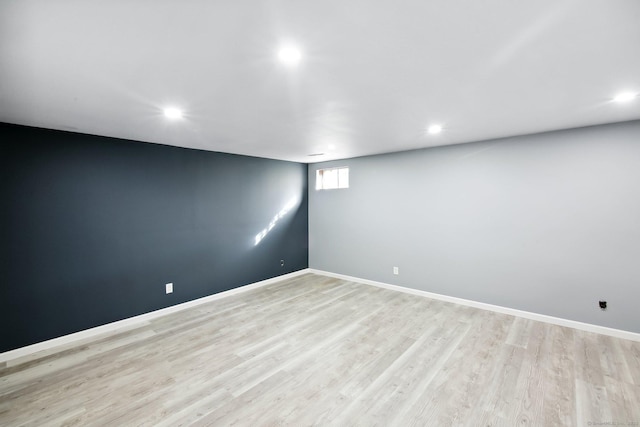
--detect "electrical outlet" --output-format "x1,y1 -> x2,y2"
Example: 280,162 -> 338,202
599,300 -> 607,310
280,259 -> 285,267
166,283 -> 173,294
393,267 -> 399,275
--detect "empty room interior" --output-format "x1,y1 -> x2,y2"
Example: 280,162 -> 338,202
1,1 -> 640,426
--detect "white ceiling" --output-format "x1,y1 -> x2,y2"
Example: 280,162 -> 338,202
1,0 -> 639,163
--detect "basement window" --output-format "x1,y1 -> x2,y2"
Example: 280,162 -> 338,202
316,167 -> 349,190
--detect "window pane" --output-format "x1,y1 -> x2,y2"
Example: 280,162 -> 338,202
338,168 -> 349,188
323,169 -> 338,189
315,170 -> 323,190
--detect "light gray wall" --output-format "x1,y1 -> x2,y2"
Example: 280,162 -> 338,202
309,120 -> 640,333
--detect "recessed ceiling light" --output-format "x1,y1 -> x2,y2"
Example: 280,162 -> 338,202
427,124 -> 443,135
613,92 -> 637,103
278,45 -> 302,66
328,144 -> 336,150
164,107 -> 183,119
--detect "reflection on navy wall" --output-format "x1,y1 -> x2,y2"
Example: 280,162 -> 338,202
0,123 -> 308,353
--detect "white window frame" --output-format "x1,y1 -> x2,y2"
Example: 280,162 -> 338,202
316,167 -> 349,190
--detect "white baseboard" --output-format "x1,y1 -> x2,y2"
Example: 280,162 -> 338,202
0,269 -> 310,364
4,267 -> 637,364
309,269 -> 640,343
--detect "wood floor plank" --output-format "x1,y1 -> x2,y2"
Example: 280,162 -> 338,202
1,273 -> 639,426
541,324 -> 577,426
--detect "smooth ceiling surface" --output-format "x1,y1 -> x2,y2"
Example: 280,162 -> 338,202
1,0 -> 639,162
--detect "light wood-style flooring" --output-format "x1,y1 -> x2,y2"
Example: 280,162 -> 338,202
1,273 -> 639,426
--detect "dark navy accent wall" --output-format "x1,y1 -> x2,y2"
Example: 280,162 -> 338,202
0,123 -> 308,352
